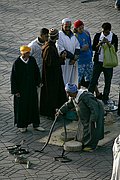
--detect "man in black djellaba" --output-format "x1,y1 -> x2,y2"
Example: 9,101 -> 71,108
11,45 -> 44,132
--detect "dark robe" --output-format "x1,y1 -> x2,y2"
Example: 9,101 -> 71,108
59,91 -> 104,149
11,56 -> 41,128
40,41 -> 67,119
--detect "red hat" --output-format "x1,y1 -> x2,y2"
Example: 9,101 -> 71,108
74,20 -> 84,28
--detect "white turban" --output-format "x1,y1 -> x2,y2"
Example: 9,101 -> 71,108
62,18 -> 71,24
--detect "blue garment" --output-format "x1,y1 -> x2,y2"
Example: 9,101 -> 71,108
75,30 -> 93,83
78,62 -> 93,82
76,30 -> 93,65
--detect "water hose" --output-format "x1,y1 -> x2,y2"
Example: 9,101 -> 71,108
35,114 -> 72,162
35,114 -> 60,152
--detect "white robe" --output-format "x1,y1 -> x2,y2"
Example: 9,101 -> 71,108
28,38 -> 43,76
56,30 -> 80,85
111,135 -> 120,180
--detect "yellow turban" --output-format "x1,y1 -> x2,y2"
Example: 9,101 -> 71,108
20,45 -> 31,54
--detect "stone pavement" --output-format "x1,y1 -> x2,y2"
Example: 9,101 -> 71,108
0,0 -> 120,179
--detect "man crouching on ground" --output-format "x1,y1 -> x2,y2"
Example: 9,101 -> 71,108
56,83 -> 104,152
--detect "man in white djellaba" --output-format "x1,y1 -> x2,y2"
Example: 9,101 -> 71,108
28,28 -> 49,76
56,18 -> 80,85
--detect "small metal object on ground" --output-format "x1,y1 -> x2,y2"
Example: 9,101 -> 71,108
54,156 -> 72,163
15,156 -> 31,169
64,140 -> 82,152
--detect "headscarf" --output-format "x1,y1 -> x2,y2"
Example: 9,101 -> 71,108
65,83 -> 78,93
20,45 -> 31,54
62,18 -> 71,25
49,28 -> 59,37
73,20 -> 84,29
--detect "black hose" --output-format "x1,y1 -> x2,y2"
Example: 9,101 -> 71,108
35,114 -> 68,153
35,115 -> 59,152
35,114 -> 72,162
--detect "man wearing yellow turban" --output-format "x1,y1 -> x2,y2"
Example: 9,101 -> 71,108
11,45 -> 44,132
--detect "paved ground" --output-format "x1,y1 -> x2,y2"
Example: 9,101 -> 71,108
0,0 -> 120,179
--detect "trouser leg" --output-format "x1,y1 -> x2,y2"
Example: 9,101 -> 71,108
103,67 -> 113,101
88,62 -> 102,93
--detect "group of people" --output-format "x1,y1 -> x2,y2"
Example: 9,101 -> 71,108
11,18 -> 118,153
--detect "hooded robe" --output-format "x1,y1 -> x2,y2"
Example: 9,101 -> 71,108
11,56 -> 41,128
40,41 -> 67,119
59,90 -> 104,148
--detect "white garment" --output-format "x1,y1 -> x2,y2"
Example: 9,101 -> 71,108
20,56 -> 29,64
111,135 -> 120,180
28,38 -> 43,75
99,31 -> 113,62
74,89 -> 87,104
56,30 -> 80,85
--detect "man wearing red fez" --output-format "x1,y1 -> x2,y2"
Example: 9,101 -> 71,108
73,20 -> 102,99
73,19 -> 93,89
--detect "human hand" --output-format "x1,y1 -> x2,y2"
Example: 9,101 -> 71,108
40,83 -> 43,88
102,37 -> 109,43
15,93 -> 20,97
69,59 -> 76,65
61,51 -> 67,60
55,109 -> 63,117
82,45 -> 89,51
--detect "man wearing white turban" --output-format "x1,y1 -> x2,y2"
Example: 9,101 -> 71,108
56,18 -> 80,85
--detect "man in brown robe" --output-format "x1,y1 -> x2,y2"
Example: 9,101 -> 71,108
40,28 -> 67,119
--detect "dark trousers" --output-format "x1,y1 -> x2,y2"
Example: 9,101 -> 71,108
88,61 -> 113,101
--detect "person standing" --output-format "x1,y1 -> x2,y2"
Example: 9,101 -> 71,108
40,28 -> 67,119
11,45 -> 44,132
28,28 -> 49,130
73,19 -> 102,99
56,18 -> 80,85
73,19 -> 93,89
28,28 -> 49,76
56,83 -> 104,152
88,22 -> 118,104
